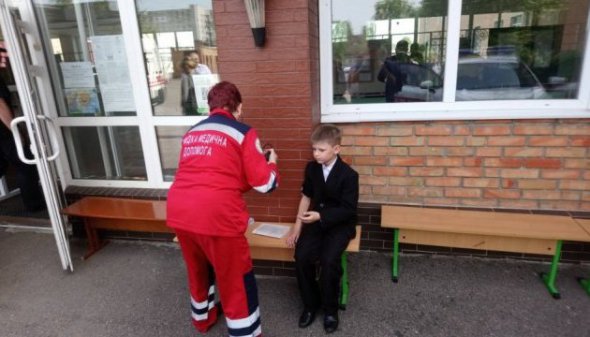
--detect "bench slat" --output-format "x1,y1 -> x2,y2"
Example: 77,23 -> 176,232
400,229 -> 556,256
245,223 -> 361,262
382,206 -> 590,242
574,218 -> 590,236
61,197 -> 166,222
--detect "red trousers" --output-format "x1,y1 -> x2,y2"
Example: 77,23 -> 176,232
175,229 -> 262,337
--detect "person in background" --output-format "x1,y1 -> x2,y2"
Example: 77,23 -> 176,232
378,40 -> 410,103
180,58 -> 198,115
286,124 -> 359,334
167,81 -> 279,337
0,77 -> 45,212
185,50 -> 212,75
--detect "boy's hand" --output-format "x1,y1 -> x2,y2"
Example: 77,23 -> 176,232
299,211 -> 320,224
285,226 -> 301,248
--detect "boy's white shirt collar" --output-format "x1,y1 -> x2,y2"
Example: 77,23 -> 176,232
322,157 -> 337,181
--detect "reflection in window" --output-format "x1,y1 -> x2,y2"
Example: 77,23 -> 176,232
459,0 -> 589,100
332,0 -> 448,104
136,0 -> 218,116
62,127 -> 147,180
155,126 -> 186,181
35,0 -> 137,116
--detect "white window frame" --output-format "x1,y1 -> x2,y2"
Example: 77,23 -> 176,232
319,0 -> 590,123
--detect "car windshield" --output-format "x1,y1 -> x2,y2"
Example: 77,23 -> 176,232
457,62 -> 539,90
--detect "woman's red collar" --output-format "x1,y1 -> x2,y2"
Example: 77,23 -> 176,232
210,108 -> 235,120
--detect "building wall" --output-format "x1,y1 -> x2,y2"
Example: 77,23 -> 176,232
213,0 -> 319,223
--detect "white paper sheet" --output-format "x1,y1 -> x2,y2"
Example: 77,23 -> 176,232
252,223 -> 291,239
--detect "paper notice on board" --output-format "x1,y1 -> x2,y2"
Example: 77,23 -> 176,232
193,74 -> 220,114
89,35 -> 134,112
60,62 -> 95,88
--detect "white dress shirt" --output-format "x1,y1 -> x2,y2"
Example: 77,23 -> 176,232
322,158 -> 337,182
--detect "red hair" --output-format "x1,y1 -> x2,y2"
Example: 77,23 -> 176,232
207,81 -> 242,113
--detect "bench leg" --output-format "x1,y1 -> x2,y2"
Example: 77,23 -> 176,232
83,221 -> 108,260
392,228 -> 399,283
577,277 -> 590,296
540,240 -> 562,299
339,252 -> 349,310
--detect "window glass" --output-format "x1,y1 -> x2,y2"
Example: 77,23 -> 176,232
332,0 -> 448,104
155,126 -> 185,181
458,0 -> 589,100
62,127 -> 147,180
136,0 -> 218,116
34,0 -> 137,116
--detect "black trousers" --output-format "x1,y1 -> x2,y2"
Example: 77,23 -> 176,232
0,135 -> 44,211
294,222 -> 354,315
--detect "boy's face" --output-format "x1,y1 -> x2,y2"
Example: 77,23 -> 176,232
312,141 -> 340,165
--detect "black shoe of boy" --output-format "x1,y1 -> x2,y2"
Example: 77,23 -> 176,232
298,309 -> 316,328
323,313 -> 339,333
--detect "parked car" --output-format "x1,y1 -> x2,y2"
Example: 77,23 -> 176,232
395,57 -> 548,102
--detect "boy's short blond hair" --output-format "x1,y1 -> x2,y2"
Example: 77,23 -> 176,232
310,124 -> 342,146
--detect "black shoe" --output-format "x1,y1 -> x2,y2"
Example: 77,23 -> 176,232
298,310 -> 316,328
323,314 -> 339,334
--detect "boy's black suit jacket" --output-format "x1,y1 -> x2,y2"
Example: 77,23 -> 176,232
302,156 -> 359,237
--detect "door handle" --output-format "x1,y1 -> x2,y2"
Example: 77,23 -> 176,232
9,116 -> 36,164
36,115 -> 60,161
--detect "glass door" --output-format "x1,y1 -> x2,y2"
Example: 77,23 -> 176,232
0,0 -> 72,271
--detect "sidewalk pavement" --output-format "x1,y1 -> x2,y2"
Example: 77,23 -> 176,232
1,227 -> 589,337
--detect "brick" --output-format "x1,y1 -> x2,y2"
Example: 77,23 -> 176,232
390,157 -> 425,166
571,136 -> 590,146
541,170 -> 580,179
426,157 -> 463,166
372,186 -> 407,196
504,148 -> 544,157
390,137 -> 424,146
502,179 -> 516,188
373,167 -> 408,176
445,148 -> 475,156
513,124 -> 554,135
389,177 -> 424,186
354,156 -> 387,166
561,191 -> 582,201
463,157 -> 483,167
473,125 -> 511,135
355,137 -> 389,146
466,137 -> 486,146
447,168 -> 483,177
500,169 -> 540,179
340,146 -> 374,157
445,188 -> 481,198
375,125 -> 413,136
561,180 -> 590,190
360,175 -> 388,185
410,147 -> 445,156
555,124 -> 590,135
546,148 -> 587,158
428,136 -> 465,146
522,190 -> 562,200
340,125 -> 376,136
528,137 -> 568,147
476,147 -> 502,157
409,167 -> 444,176
484,158 -> 522,168
564,159 -> 589,169
373,147 -> 409,155
425,177 -> 462,187
523,159 -> 561,169
408,187 -> 444,197
483,189 -> 521,199
460,199 -> 499,207
498,200 -> 538,209
453,125 -> 471,135
415,125 -> 453,135
424,197 -> 459,205
518,180 -> 558,189
464,178 -> 499,188
487,137 -> 526,146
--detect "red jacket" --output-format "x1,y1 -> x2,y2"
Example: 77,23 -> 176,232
167,108 -> 279,236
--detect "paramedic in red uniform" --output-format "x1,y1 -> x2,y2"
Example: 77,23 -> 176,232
167,81 -> 278,337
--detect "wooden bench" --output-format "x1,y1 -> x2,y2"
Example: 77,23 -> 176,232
246,222 -> 361,309
61,197 -> 170,259
381,205 -> 590,299
573,218 -> 590,296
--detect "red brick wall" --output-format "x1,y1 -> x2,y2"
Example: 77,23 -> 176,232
213,0 -> 319,222
340,119 -> 590,211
